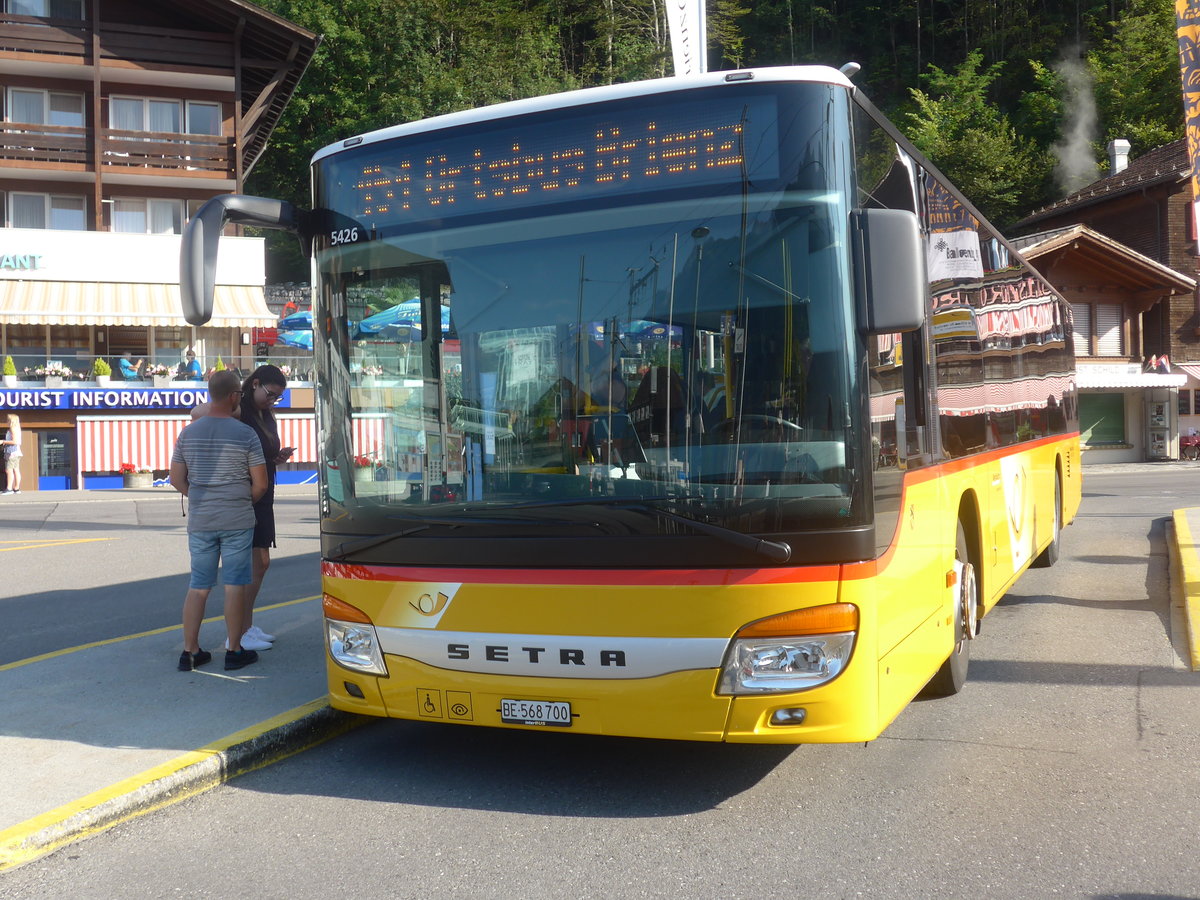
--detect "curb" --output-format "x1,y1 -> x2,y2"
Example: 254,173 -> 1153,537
0,700 -> 366,872
1171,510 -> 1200,670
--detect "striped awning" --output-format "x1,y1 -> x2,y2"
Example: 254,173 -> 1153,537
0,281 -> 273,328
75,414 -> 387,473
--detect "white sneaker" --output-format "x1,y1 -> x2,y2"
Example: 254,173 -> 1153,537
227,633 -> 272,652
246,625 -> 275,643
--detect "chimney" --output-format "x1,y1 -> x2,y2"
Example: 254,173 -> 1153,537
1108,139 -> 1131,175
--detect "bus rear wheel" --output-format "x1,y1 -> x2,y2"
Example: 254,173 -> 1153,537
1031,471 -> 1062,568
923,521 -> 976,697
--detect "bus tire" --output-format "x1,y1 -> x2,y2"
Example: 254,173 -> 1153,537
923,520 -> 975,697
1031,470 -> 1062,569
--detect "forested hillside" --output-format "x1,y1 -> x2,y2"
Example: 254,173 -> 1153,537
249,0 -> 1183,278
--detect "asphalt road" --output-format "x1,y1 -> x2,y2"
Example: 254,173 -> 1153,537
0,488 -> 322,665
2,469 -> 1199,899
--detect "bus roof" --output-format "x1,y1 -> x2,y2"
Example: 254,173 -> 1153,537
309,65 -> 854,166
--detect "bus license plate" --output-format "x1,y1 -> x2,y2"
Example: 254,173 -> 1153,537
500,698 -> 572,727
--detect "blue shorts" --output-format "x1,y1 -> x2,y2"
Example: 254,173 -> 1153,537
187,527 -> 254,589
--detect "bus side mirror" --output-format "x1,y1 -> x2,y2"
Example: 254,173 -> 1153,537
851,208 -> 926,336
180,194 -> 302,326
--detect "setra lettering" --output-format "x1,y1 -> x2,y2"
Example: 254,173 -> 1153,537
445,643 -> 627,667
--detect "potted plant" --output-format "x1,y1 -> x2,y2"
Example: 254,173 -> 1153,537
119,462 -> 153,488
352,454 -> 381,483
214,356 -> 226,372
2,355 -> 15,388
92,357 -> 111,386
33,361 -> 70,387
146,363 -> 173,387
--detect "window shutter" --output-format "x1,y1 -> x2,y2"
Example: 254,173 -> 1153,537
1071,303 -> 1091,356
1096,304 -> 1122,356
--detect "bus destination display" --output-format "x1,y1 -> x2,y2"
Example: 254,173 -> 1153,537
322,93 -> 780,234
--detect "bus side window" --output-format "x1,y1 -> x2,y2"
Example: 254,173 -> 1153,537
899,328 -> 931,466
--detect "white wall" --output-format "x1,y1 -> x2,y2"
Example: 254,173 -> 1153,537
0,228 -> 263,285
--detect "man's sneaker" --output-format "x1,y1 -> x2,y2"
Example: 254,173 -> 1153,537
246,625 -> 275,643
226,633 -> 271,651
178,648 -> 212,671
224,648 -> 259,670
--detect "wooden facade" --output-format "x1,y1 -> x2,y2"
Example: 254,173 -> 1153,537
1016,140 -> 1200,366
0,0 -> 319,231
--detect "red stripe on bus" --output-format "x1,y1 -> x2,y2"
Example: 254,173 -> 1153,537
321,434 -> 1077,588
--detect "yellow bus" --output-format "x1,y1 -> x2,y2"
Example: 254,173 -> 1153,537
182,65 -> 1080,743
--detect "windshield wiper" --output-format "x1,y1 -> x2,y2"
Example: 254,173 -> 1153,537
328,499 -> 792,563
327,511 -> 598,561
495,496 -> 793,562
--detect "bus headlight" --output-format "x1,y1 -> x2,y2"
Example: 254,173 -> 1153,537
327,619 -> 388,675
717,604 -> 858,695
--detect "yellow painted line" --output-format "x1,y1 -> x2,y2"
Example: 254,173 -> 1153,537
0,697 -> 360,872
0,538 -> 115,552
1172,510 -> 1200,671
0,595 -> 320,673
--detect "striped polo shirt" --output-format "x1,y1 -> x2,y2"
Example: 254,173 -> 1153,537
172,416 -> 266,532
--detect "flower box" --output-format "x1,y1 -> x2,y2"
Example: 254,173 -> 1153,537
122,471 -> 153,488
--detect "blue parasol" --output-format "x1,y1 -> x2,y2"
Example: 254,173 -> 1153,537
355,300 -> 448,337
278,310 -> 313,331
276,330 -> 313,350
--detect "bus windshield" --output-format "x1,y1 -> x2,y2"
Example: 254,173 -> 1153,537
313,82 -> 868,551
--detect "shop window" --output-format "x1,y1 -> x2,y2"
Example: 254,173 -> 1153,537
108,326 -> 147,359
4,323 -> 45,371
1080,392 -> 1125,445
49,325 -> 88,365
1180,390 -> 1193,418
154,326 -> 188,366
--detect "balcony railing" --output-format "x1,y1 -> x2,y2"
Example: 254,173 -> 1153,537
0,122 -> 87,166
0,14 -> 234,72
0,122 -> 234,175
102,128 -> 233,175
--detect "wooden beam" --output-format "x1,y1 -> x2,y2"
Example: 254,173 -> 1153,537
239,43 -> 299,138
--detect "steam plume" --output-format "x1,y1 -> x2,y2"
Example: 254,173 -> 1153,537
1052,46 -> 1100,194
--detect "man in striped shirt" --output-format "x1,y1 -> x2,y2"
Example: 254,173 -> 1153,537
170,370 -> 268,672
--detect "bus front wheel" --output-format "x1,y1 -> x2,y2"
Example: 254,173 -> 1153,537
923,521 -> 976,697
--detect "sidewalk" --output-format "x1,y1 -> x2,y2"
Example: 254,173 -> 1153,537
0,485 -> 364,871
0,477 -> 1197,872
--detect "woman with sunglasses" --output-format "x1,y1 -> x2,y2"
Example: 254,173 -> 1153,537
235,365 -> 295,650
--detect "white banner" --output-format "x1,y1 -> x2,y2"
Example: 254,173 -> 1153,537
926,229 -> 984,282
665,0 -> 707,77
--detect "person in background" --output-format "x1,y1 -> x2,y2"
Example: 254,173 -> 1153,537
1,413 -> 21,494
181,350 -> 203,381
236,364 -> 295,651
170,370 -> 267,671
119,351 -> 143,380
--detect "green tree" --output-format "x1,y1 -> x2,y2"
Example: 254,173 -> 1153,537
1089,0 -> 1183,157
904,50 -> 1052,226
